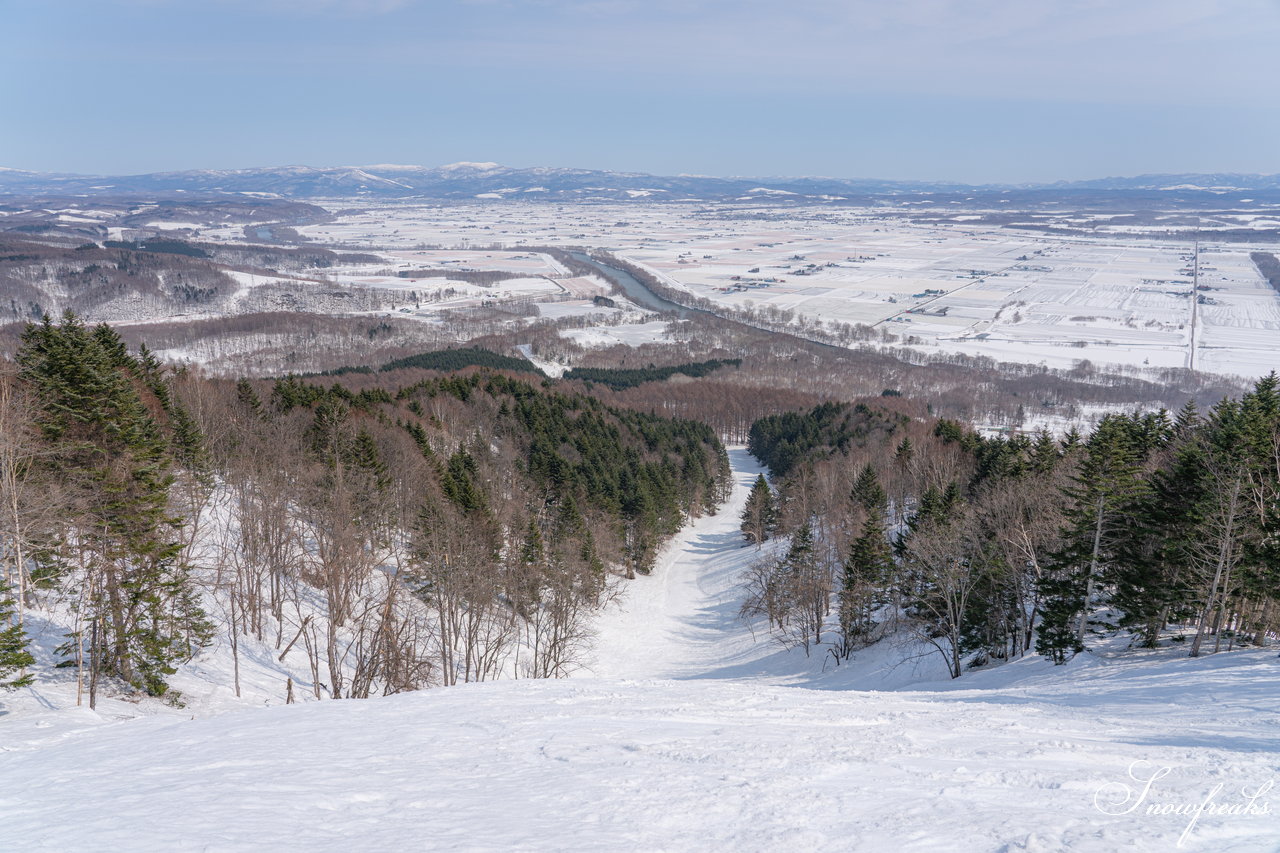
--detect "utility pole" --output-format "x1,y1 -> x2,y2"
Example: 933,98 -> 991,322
1187,223 -> 1200,373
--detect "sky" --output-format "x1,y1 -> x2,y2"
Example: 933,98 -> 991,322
3,0 -> 1279,182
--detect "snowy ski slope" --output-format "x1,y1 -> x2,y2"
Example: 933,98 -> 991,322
4,451 -> 1280,851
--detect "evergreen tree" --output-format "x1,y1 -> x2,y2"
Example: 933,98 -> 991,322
740,474 -> 777,545
783,522 -> 816,569
894,437 -> 914,466
235,378 -> 263,418
442,450 -> 487,515
837,463 -> 891,656
907,483 -> 963,538
1111,427 -> 1205,646
0,584 -> 34,689
850,463 -> 887,513
1235,375 -> 1280,648
169,404 -> 210,482
769,521 -> 829,650
520,517 -> 546,568
837,513 -> 892,657
1029,430 -> 1061,475
17,314 -> 210,697
1036,415 -> 1146,663
1184,393 -> 1261,656
1172,399 -> 1200,440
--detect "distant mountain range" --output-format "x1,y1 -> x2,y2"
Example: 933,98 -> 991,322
1,162 -> 1278,202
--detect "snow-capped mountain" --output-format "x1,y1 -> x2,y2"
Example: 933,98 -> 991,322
2,163 -> 1279,202
1048,173 -> 1280,192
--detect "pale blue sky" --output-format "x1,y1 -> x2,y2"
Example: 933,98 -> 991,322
4,0 -> 1279,182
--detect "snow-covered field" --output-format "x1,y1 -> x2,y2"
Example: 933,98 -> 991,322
562,319 -> 672,349
14,198 -> 1279,379
297,201 -> 1280,378
4,450 -> 1279,851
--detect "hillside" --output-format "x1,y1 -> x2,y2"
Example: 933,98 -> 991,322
7,655 -> 1279,852
0,322 -> 730,707
3,311 -> 1279,853
4,448 -> 1279,851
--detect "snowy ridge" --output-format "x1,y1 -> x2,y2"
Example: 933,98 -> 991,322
6,163 -> 1280,201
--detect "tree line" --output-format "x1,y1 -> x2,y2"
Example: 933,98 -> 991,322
563,358 -> 741,390
740,379 -> 1280,675
313,346 -> 547,379
1251,252 -> 1280,294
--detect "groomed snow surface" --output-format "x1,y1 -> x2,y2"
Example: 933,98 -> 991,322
5,451 -> 1280,851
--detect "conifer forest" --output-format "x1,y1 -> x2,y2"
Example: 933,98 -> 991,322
744,385 -> 1280,675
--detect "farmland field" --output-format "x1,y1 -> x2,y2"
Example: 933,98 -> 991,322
291,202 -> 1280,378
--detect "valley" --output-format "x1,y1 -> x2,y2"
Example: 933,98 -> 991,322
3,174 -> 1280,853
7,0 -> 1280,848
10,193 -> 1278,381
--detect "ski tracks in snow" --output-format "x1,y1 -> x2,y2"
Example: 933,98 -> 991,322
585,448 -> 779,681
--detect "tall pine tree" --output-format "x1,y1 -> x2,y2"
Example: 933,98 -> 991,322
740,474 -> 777,545
1037,415 -> 1147,663
17,314 -> 210,698
0,584 -> 34,689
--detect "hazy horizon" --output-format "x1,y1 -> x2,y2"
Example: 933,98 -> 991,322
3,159 -> 1279,187
4,0 -> 1279,182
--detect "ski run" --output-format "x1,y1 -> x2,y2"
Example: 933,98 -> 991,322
4,449 -> 1280,852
